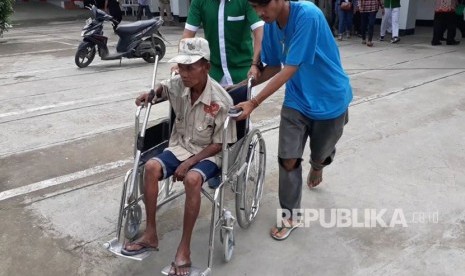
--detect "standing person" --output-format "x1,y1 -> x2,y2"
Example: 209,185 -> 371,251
353,5 -> 361,36
359,0 -> 384,47
98,0 -> 123,31
457,0 -> 465,38
182,0 -> 264,86
159,0 -> 174,25
432,0 -> 459,45
121,38 -> 237,276
235,0 -> 352,240
137,0 -> 153,20
380,0 -> 401,43
336,0 -> 358,40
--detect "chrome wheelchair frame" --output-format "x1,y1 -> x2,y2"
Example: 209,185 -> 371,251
104,57 -> 267,275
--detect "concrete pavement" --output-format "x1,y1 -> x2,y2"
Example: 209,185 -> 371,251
1,3 -> 465,276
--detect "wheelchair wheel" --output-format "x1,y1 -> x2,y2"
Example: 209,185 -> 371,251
124,204 -> 142,240
222,229 -> 234,262
235,128 -> 266,229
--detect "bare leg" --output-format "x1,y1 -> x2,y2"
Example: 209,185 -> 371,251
169,171 -> 202,275
124,159 -> 162,251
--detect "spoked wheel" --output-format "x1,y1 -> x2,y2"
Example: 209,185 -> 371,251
124,203 -> 142,240
235,128 -> 266,229
142,37 -> 166,63
222,210 -> 235,262
74,42 -> 96,68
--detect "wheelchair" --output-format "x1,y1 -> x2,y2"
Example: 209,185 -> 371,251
105,57 -> 267,275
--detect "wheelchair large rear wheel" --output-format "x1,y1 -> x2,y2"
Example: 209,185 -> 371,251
235,128 -> 266,229
123,169 -> 143,240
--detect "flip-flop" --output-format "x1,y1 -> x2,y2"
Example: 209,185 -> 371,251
168,261 -> 192,276
270,222 -> 303,241
120,241 -> 159,256
307,167 -> 323,188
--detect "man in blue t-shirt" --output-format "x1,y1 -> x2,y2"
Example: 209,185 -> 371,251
234,0 -> 352,241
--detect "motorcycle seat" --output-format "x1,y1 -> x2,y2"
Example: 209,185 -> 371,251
116,19 -> 160,35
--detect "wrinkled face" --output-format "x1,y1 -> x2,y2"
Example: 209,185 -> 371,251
249,0 -> 282,23
178,59 -> 210,88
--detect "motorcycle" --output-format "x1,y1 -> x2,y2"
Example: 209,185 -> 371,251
75,5 -> 166,68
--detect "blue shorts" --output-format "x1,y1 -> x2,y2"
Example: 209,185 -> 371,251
153,150 -> 220,183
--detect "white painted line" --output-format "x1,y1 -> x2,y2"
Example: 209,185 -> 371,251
0,159 -> 132,202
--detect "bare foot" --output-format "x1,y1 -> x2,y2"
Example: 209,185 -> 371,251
307,167 -> 323,188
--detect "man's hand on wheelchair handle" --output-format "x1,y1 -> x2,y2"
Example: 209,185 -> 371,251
232,100 -> 255,121
135,87 -> 161,107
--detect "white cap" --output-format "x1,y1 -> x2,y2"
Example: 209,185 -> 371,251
168,37 -> 210,64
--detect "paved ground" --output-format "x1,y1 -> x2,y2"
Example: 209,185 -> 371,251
1,2 -> 465,276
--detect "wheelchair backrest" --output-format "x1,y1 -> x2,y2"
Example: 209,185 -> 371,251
227,85 -> 248,141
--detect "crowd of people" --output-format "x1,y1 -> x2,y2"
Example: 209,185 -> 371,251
321,0 -> 464,47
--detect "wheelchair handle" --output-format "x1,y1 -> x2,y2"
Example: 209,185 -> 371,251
134,55 -> 160,154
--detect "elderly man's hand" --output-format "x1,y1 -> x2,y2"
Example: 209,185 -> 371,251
135,92 -> 155,107
173,160 -> 193,182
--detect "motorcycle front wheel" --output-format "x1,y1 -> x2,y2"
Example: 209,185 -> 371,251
75,42 -> 96,68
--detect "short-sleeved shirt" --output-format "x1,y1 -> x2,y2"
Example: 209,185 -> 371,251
358,0 -> 383,12
159,75 -> 237,166
261,1 -> 352,120
185,0 -> 264,85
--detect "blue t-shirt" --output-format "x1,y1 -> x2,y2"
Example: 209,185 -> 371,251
261,1 -> 352,120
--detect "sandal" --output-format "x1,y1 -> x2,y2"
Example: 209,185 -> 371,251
168,261 -> 192,276
270,221 -> 303,241
120,241 -> 159,256
307,167 -> 323,188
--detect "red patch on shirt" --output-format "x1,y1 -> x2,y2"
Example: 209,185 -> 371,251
204,102 -> 220,116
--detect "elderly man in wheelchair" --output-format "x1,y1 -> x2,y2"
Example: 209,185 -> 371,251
121,37 -> 237,275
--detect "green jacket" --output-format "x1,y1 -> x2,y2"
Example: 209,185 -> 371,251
383,0 -> 400,8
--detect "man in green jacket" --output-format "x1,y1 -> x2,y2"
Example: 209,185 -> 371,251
380,0 -> 401,43
181,0 -> 264,86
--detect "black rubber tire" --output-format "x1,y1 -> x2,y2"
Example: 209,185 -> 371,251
223,229 -> 234,262
235,129 -> 266,229
142,37 -> 166,63
74,42 -> 96,68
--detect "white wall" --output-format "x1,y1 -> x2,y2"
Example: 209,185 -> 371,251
416,0 -> 435,20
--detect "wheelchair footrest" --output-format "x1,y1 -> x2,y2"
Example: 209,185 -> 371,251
161,264 -> 205,275
104,237 -> 153,261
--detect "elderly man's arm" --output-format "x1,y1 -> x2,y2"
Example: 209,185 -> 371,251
173,144 -> 222,182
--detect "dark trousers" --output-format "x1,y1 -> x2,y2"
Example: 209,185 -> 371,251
137,5 -> 153,20
353,10 -> 361,34
432,12 -> 457,43
360,11 -> 377,42
457,14 -> 465,37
